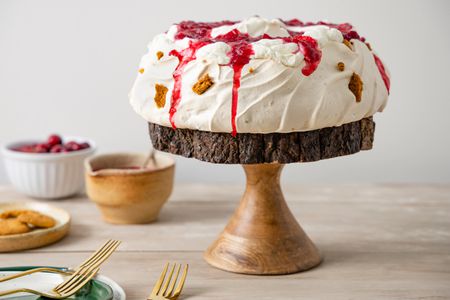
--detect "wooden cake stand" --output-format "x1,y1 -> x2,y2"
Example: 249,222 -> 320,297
204,163 -> 321,274
149,117 -> 375,275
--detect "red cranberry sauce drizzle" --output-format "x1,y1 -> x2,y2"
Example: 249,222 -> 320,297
168,40 -> 209,128
373,54 -> 390,93
168,19 -> 385,134
282,35 -> 321,76
283,19 -> 365,42
215,29 -> 255,136
284,19 -> 390,93
174,20 -> 237,40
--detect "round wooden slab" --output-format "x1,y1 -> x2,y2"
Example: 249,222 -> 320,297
0,202 -> 71,252
148,117 -> 375,164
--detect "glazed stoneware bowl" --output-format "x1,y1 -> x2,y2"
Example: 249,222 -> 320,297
85,152 -> 175,224
1,137 -> 96,199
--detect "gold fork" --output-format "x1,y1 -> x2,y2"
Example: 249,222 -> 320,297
148,263 -> 188,300
0,266 -> 100,299
0,239 -> 121,283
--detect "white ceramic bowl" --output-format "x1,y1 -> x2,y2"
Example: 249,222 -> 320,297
1,136 -> 96,199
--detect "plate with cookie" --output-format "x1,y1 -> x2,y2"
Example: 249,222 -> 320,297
0,202 -> 70,252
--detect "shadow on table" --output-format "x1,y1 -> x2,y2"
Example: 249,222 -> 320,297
157,201 -> 235,225
315,240 -> 381,269
182,286 -> 213,299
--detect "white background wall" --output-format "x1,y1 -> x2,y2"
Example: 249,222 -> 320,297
1,0 -> 449,184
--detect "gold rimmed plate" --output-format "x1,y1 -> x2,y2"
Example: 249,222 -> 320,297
0,202 -> 70,252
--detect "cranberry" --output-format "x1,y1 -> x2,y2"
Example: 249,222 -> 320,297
79,142 -> 90,149
34,144 -> 48,153
47,134 -> 62,147
12,135 -> 90,154
71,144 -> 82,151
62,146 -> 70,153
16,145 -> 36,153
50,144 -> 64,153
35,143 -> 49,153
65,141 -> 81,151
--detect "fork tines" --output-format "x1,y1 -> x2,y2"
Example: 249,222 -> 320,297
56,267 -> 99,296
149,263 -> 188,300
54,239 -> 121,293
77,239 -> 121,269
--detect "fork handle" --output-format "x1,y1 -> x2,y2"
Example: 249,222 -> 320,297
0,288 -> 20,297
0,267 -> 70,283
0,287 -> 38,297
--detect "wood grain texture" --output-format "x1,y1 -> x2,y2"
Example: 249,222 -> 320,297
148,117 -> 374,164
0,184 -> 449,299
204,164 -> 321,274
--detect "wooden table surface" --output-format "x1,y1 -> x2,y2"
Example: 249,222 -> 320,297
0,183 -> 449,299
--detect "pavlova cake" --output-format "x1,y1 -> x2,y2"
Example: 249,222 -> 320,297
129,16 -> 390,164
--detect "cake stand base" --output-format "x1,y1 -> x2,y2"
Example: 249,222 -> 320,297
204,163 -> 322,275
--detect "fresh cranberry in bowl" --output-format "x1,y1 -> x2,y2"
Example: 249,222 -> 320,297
35,143 -> 50,153
11,134 -> 91,155
50,144 -> 64,153
79,142 -> 90,150
2,135 -> 96,199
47,134 -> 62,147
16,144 -> 37,153
65,141 -> 82,151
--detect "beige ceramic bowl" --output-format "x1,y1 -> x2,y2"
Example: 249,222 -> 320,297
85,152 -> 175,224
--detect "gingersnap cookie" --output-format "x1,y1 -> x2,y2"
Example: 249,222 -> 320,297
0,209 -> 29,219
17,211 -> 56,228
0,219 -> 31,236
0,203 -> 70,252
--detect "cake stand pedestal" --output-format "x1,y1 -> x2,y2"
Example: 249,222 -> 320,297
149,117 -> 376,274
204,163 -> 321,275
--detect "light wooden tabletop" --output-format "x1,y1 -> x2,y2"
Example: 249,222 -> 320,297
0,183 -> 449,300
